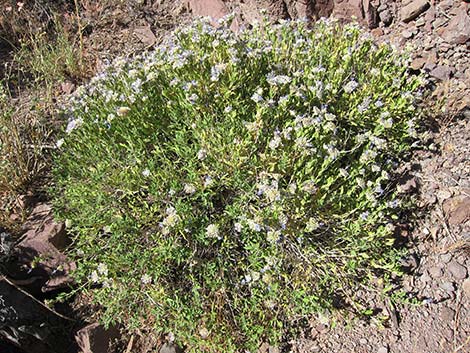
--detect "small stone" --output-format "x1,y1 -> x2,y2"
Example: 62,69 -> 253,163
440,253 -> 452,263
437,189 -> 452,202
448,261 -> 467,280
160,343 -> 183,353
420,270 -> 432,284
379,9 -> 393,26
440,306 -> 455,321
430,65 -> 453,81
371,28 -> 384,37
377,347 -> 388,353
462,278 -> 470,297
443,196 -> 470,225
416,17 -> 425,27
402,29 -> 414,39
440,281 -> 455,294
429,265 -> 443,279
411,57 -> 427,70
359,338 -> 368,345
401,0 -> 430,23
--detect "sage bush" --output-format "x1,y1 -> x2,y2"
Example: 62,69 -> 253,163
53,17 -> 423,352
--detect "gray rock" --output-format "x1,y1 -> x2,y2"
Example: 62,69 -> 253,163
377,346 -> 388,353
429,265 -> 443,279
463,278 -> 470,297
440,306 -> 455,321
440,253 -> 453,263
160,343 -> 184,353
440,281 -> 455,294
379,9 -> 393,26
402,29 -> 415,39
448,261 -> 468,280
415,17 -> 426,27
401,0 -> 430,23
430,65 -> 453,81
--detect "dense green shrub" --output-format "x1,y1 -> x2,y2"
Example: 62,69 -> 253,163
53,17 -> 423,352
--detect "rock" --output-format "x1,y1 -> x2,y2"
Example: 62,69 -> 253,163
447,261 -> 468,280
401,0 -> 430,23
429,65 -> 453,81
363,0 -> 379,29
371,27 -> 384,37
379,9 -> 393,26
443,196 -> 470,225
134,24 -> 157,47
441,8 -> 470,44
463,278 -> 470,297
402,29 -> 414,39
5,203 -> 75,294
332,0 -> 364,23
187,0 -> 227,19
292,0 -> 316,20
438,0 -> 455,12
75,323 -> 120,353
440,306 -> 455,321
440,281 -> 455,293
187,0 -> 240,31
377,346 -> 388,353
440,253 -> 452,264
160,343 -> 184,353
415,17 -> 425,27
437,189 -> 452,202
428,265 -> 443,279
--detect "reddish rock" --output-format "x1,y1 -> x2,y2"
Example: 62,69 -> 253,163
443,196 -> 470,225
187,0 -> 240,30
187,0 -> 228,19
76,323 -> 120,353
311,0 -> 335,19
332,0 -> 364,24
292,0 -> 315,19
371,27 -> 384,37
410,56 -> 427,70
134,24 -> 157,47
440,8 -> 470,45
10,203 -> 75,293
400,0 -> 430,23
363,0 -> 379,28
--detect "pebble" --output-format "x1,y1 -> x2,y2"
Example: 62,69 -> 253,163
462,278 -> 470,297
402,29 -> 415,39
448,261 -> 467,280
416,17 -> 426,27
160,343 -> 182,353
440,306 -> 455,321
440,253 -> 452,263
429,265 -> 443,279
440,281 -> 455,294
